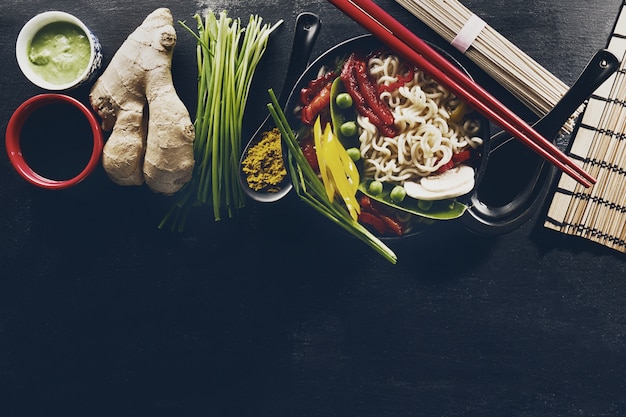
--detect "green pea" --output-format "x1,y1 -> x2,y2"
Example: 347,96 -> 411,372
417,199 -> 433,211
368,180 -> 383,195
390,185 -> 406,203
346,147 -> 361,162
335,92 -> 353,109
340,121 -> 358,137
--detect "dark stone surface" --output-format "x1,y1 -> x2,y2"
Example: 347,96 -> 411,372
1,1 -> 625,416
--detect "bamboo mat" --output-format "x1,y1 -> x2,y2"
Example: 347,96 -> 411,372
544,2 -> 626,253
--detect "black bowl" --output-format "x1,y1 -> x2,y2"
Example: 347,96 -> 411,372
283,34 -> 491,239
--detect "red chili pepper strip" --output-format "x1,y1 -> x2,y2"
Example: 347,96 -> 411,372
341,57 -> 385,131
299,134 -> 319,173
378,81 -> 402,93
452,149 -> 472,165
300,71 -> 337,105
435,159 -> 455,174
379,213 -> 404,236
435,149 -> 473,174
360,194 -> 379,214
340,54 -> 397,137
358,194 -> 404,236
378,67 -> 415,93
353,58 -> 395,127
311,71 -> 337,92
359,211 -> 388,235
300,89 -> 316,106
301,82 -> 333,125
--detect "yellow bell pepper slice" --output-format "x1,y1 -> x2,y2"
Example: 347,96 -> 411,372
311,116 -> 361,221
333,136 -> 360,195
321,122 -> 360,221
313,117 -> 335,201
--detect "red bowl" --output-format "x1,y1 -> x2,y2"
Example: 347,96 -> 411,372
5,93 -> 103,190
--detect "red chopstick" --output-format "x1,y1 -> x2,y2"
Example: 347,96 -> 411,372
327,0 -> 595,188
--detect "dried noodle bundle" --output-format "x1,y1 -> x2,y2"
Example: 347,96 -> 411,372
395,0 -> 578,133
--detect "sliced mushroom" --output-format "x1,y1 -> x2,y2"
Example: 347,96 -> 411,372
404,164 -> 475,200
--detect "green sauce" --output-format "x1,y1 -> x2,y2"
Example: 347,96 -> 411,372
28,22 -> 91,85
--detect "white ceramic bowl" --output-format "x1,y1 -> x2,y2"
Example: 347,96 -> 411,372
15,11 -> 102,90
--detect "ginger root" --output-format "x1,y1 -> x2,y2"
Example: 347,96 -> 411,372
89,8 -> 194,195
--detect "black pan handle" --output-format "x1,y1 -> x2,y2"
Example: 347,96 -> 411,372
463,49 -> 620,235
277,12 -> 322,106
534,49 -> 620,138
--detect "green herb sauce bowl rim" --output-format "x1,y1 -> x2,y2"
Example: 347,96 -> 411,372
15,10 -> 102,91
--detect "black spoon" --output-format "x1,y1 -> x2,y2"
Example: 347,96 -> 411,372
463,48 -> 620,235
239,12 -> 321,203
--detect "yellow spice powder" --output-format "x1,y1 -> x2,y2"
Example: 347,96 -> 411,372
242,127 -> 287,192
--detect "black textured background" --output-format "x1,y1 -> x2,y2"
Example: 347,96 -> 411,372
1,1 -> 625,416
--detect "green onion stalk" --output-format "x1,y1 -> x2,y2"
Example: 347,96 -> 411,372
266,89 -> 398,264
160,11 -> 282,231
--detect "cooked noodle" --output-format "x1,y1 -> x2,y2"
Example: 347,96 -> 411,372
359,52 -> 483,183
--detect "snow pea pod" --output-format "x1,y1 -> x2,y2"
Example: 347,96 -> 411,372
329,77 -> 359,149
358,179 -> 468,220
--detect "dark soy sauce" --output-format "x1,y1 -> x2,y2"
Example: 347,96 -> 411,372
19,101 -> 94,181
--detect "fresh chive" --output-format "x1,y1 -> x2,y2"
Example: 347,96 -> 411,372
266,89 -> 397,264
161,11 -> 282,230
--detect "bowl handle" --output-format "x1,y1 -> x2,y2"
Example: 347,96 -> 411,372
276,12 -> 322,107
462,49 -> 620,235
